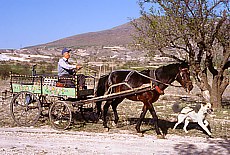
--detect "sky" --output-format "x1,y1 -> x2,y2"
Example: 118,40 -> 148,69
0,0 -> 141,49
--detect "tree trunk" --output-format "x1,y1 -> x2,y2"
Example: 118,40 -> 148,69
211,76 -> 222,108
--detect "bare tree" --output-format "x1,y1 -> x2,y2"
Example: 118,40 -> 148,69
131,0 -> 230,108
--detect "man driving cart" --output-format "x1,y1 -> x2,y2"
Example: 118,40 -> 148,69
57,48 -> 85,89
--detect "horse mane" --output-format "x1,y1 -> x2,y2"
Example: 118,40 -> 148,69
178,61 -> 189,69
139,69 -> 150,75
136,62 -> 188,79
159,62 -> 188,75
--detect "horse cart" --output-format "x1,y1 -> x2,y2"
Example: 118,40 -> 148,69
5,69 -> 153,130
7,70 -> 96,130
1,62 -> 193,139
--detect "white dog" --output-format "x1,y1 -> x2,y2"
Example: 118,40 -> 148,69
172,102 -> 213,137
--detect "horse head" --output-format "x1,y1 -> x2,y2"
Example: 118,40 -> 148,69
175,62 -> 193,93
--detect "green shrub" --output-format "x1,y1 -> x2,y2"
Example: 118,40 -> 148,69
0,62 -> 31,79
0,64 -> 11,80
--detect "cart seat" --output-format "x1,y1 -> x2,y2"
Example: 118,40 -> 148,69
56,78 -> 75,88
56,74 -> 86,89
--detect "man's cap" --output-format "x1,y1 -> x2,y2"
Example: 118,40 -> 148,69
61,48 -> 71,55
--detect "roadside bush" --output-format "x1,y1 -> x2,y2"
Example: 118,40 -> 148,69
0,64 -> 11,80
0,62 -> 31,79
10,63 -> 31,75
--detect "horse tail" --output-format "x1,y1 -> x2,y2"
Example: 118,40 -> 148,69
172,103 -> 183,113
95,74 -> 109,97
95,74 -> 109,117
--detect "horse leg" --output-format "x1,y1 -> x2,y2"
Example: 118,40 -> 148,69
95,101 -> 102,119
147,102 -> 162,136
111,98 -> 124,126
103,100 -> 112,128
135,105 -> 147,133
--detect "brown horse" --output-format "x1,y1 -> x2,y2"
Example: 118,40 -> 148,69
95,62 -> 193,137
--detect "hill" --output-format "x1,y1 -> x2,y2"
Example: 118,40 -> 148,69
31,22 -> 135,49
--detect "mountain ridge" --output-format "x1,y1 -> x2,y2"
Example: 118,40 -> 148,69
29,22 -> 135,49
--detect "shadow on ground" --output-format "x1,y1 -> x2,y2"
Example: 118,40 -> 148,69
174,138 -> 230,155
127,118 -> 212,136
69,109 -> 213,138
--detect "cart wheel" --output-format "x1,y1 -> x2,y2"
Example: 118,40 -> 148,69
49,101 -> 72,130
10,91 -> 42,127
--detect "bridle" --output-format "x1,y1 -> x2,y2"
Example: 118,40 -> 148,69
176,68 -> 191,87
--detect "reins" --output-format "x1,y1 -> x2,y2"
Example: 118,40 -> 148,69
136,70 -> 183,88
107,68 -> 184,89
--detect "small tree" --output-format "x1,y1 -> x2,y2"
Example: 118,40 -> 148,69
132,0 -> 230,108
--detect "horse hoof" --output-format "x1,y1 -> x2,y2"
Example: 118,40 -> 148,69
135,128 -> 141,133
157,135 -> 166,139
111,121 -> 117,127
97,119 -> 103,123
103,127 -> 109,132
137,133 -> 144,137
208,135 -> 214,138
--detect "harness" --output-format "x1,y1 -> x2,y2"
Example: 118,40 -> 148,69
106,67 -> 189,96
107,70 -> 134,94
136,70 -> 183,88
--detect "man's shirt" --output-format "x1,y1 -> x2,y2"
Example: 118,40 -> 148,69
58,57 -> 75,77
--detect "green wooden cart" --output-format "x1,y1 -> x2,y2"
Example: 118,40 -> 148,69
10,72 -> 95,130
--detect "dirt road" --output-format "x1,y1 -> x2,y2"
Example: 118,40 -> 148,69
0,127 -> 229,155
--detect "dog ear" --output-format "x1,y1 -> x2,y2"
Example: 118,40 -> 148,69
194,104 -> 201,113
172,103 -> 182,113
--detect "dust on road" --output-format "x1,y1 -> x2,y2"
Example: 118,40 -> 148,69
0,127 -> 229,155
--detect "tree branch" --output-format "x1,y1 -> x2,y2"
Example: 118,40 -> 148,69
197,41 -> 205,64
170,40 -> 188,53
158,48 -> 184,62
205,0 -> 224,19
208,10 -> 227,45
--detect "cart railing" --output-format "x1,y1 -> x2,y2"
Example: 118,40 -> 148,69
10,73 -> 95,99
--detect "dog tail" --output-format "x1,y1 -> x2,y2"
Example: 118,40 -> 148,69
172,103 -> 183,113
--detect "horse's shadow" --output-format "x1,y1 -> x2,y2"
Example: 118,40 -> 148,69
70,109 -> 211,137
127,118 -> 211,136
72,107 -> 99,123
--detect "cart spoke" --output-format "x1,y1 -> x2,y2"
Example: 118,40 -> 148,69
10,91 -> 41,127
49,101 -> 72,130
